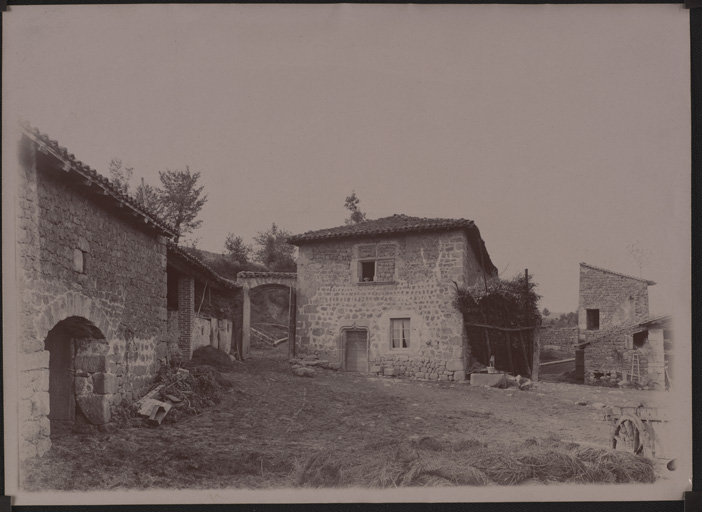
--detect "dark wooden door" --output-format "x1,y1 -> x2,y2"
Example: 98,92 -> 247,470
47,336 -> 75,421
345,330 -> 368,372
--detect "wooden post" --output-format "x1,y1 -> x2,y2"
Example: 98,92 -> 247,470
242,286 -> 251,360
518,329 -> 532,377
531,326 -> 540,382
288,287 -> 296,359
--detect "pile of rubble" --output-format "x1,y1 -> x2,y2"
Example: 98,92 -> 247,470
288,354 -> 340,378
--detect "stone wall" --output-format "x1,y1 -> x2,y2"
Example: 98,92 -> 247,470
295,230 -> 486,381
16,138 -> 167,459
583,325 -> 667,389
192,315 -> 233,353
578,265 -> 650,332
540,327 -> 577,359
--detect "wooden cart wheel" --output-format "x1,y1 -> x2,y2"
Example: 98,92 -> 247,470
612,415 -> 645,455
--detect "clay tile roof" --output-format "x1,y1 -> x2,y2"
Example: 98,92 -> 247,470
288,214 -> 496,274
20,122 -> 177,237
579,263 -> 656,286
237,271 -> 297,280
167,242 -> 240,290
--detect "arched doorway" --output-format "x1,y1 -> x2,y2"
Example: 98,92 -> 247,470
44,316 -> 106,431
236,272 -> 297,359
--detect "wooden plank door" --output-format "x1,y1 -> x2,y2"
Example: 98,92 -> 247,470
345,330 -> 368,372
48,336 -> 75,421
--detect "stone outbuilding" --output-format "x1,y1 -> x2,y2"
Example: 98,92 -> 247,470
13,125 -> 177,459
166,244 -> 241,360
576,263 -> 671,388
287,215 -> 497,381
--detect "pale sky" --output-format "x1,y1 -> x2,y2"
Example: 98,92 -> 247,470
3,4 -> 690,313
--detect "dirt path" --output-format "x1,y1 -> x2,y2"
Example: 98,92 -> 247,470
23,344 -> 669,491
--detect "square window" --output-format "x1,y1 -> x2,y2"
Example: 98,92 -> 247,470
360,261 -> 375,282
391,318 -> 410,348
586,309 -> 599,330
633,330 -> 648,348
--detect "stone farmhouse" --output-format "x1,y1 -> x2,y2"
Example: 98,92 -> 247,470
288,215 -> 497,381
576,263 -> 671,388
12,125 -> 241,459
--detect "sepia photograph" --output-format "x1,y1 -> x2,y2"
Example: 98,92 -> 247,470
2,3 -> 693,506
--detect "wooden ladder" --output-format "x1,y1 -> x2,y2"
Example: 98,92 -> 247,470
630,351 -> 641,383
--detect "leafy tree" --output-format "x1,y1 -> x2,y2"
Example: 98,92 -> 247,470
134,180 -> 161,213
542,307 -> 551,317
344,190 -> 367,225
253,223 -> 296,271
157,167 -> 208,243
224,234 -> 252,265
108,158 -> 133,195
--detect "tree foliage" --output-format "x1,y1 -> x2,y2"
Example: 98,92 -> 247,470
156,167 -> 208,243
344,190 -> 367,225
108,158 -> 133,195
253,223 -> 296,271
224,234 -> 252,265
453,272 -> 542,375
134,181 -> 161,213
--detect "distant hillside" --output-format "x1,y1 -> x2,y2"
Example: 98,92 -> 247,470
186,248 -> 291,325
184,248 -> 267,281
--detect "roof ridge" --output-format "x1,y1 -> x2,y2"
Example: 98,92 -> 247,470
20,122 -> 177,236
579,262 -> 656,285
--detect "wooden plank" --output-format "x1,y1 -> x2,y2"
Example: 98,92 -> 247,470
540,358 -> 576,367
464,322 -> 538,333
531,325 -> 540,382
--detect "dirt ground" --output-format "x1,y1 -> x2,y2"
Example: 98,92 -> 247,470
23,343 -> 670,491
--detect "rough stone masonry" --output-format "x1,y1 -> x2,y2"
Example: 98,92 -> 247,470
292,227 -> 491,381
15,129 -> 172,459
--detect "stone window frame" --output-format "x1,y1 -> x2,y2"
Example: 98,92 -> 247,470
586,309 -> 600,330
390,317 -> 411,350
353,242 -> 397,285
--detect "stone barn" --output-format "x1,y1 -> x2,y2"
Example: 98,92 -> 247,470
13,125 -> 176,459
576,263 -> 670,387
287,215 -> 497,380
166,244 -> 241,359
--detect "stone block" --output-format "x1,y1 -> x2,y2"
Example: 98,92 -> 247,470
31,392 -> 50,417
429,373 -> 439,380
453,371 -> 466,381
370,365 -> 382,373
470,373 -> 507,388
93,373 -> 118,394
446,359 -> 465,371
20,351 -> 50,371
76,395 -> 111,424
74,354 -> 107,373
74,376 -> 93,395
383,367 -> 398,376
37,437 -> 52,457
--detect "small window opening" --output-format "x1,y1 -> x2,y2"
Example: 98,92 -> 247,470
633,330 -> 648,349
586,309 -> 600,330
663,329 -> 672,340
391,318 -> 410,348
73,249 -> 88,274
360,261 -> 375,282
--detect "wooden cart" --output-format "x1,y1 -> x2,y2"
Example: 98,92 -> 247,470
604,405 -> 672,460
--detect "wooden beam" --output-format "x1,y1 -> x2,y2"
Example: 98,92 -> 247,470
464,322 -> 537,333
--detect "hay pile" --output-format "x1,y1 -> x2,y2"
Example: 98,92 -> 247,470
293,436 -> 657,488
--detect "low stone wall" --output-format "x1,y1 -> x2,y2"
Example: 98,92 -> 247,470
540,327 -> 577,359
370,354 -> 465,381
